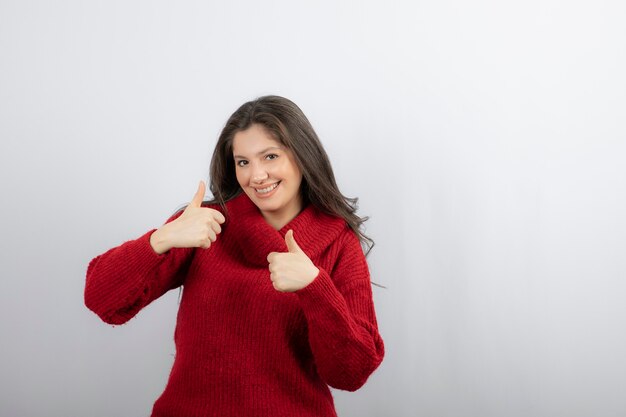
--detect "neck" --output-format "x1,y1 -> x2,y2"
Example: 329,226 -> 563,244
261,196 -> 304,230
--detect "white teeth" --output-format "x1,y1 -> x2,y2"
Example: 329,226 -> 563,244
255,182 -> 279,194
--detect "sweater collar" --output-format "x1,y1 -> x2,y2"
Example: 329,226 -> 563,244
224,193 -> 347,266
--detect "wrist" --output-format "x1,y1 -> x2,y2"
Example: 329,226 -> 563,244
307,266 -> 320,284
150,227 -> 171,254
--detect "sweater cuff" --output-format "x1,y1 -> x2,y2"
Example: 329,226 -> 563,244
295,269 -> 351,324
91,230 -> 170,299
131,229 -> 171,264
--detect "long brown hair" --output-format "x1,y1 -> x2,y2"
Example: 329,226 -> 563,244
207,95 -> 374,254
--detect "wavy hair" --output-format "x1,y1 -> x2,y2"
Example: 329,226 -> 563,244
207,95 -> 374,254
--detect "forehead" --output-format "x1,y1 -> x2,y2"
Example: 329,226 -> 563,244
232,124 -> 282,155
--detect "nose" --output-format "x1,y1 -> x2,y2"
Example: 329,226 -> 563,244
250,165 -> 268,184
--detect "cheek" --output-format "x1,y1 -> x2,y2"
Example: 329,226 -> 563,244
235,169 -> 247,187
288,165 -> 303,184
279,158 -> 301,181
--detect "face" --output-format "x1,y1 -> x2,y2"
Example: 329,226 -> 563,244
232,124 -> 303,229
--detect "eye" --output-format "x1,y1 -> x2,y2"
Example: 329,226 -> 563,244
265,154 -> 278,161
236,160 -> 248,167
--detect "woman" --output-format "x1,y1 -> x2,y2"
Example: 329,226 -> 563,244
85,95 -> 384,417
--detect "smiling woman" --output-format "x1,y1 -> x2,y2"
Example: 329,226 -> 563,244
208,95 -> 374,252
84,95 -> 384,417
232,124 -> 304,230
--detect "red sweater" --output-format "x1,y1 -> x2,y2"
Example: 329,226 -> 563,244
85,193 -> 384,417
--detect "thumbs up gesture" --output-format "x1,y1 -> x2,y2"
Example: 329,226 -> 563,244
267,230 -> 320,292
150,181 -> 226,254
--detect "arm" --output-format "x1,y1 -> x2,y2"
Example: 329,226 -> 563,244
85,182 -> 225,325
295,231 -> 385,391
84,218 -> 194,325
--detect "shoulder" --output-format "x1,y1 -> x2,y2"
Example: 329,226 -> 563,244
323,226 -> 371,289
316,221 -> 368,273
164,201 -> 224,224
201,201 -> 223,212
335,227 -> 367,258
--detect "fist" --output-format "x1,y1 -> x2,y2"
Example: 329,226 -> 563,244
267,230 -> 319,292
150,181 -> 226,254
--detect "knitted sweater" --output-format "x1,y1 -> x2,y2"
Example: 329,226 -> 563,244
85,193 -> 384,417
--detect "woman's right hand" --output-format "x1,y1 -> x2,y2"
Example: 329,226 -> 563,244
150,181 -> 226,254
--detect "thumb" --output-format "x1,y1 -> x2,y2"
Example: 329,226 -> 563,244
285,230 -> 303,254
188,180 -> 206,209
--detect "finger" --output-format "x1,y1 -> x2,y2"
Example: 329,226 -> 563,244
209,220 -> 222,235
284,230 -> 302,254
267,252 -> 278,264
272,279 -> 284,292
188,181 -> 206,209
211,209 -> 226,224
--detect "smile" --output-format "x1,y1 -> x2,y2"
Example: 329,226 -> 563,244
254,182 -> 280,194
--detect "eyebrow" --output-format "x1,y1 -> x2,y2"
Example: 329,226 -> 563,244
233,146 -> 283,159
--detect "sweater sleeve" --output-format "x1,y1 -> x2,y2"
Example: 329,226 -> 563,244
84,212 -> 194,325
295,231 -> 384,391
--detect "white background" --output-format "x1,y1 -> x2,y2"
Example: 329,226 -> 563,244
1,1 -> 625,416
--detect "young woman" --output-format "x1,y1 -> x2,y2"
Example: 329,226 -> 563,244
85,95 -> 384,417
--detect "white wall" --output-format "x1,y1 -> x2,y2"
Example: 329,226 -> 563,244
1,1 -> 625,416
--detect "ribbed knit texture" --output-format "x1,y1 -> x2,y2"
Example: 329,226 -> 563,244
85,193 -> 384,417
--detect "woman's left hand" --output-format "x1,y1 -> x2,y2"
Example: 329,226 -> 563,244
267,230 -> 319,292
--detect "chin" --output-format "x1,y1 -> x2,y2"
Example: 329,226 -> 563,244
253,200 -> 282,212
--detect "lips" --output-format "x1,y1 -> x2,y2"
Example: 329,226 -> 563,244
253,181 -> 280,195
